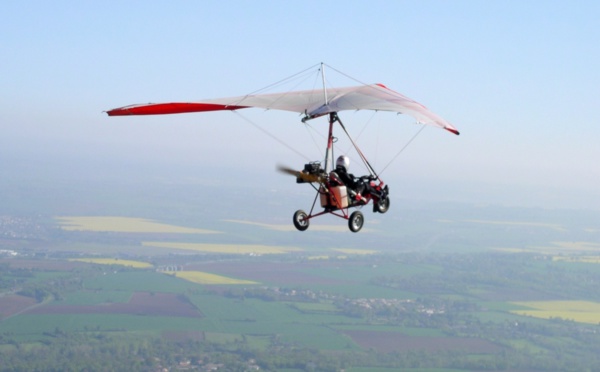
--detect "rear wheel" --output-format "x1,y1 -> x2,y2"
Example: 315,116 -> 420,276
293,210 -> 309,231
348,211 -> 364,233
374,196 -> 390,213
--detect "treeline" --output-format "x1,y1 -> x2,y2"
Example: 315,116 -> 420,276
16,274 -> 84,302
0,263 -> 34,291
3,329 -> 600,372
1,332 -> 155,372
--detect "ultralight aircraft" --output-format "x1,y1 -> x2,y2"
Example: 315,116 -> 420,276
106,63 -> 459,232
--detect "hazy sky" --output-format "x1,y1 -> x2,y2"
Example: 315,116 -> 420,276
2,1 -> 599,210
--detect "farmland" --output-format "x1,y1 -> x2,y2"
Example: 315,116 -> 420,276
2,199 -> 600,370
173,271 -> 258,285
57,216 -> 219,234
142,241 -> 300,255
69,258 -> 153,268
511,301 -> 600,324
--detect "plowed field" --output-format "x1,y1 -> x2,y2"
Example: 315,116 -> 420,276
24,292 -> 202,318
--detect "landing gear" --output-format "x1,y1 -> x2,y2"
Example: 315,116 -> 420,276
373,185 -> 390,213
373,196 -> 390,213
348,211 -> 364,233
293,210 -> 309,231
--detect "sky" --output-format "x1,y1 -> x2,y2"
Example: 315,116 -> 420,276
2,0 -> 599,211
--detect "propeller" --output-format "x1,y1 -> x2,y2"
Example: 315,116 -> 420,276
277,165 -> 327,184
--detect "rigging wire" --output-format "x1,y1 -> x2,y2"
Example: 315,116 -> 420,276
302,122 -> 325,161
232,111 -> 311,162
228,65 -> 332,167
228,65 -> 326,163
336,116 -> 378,178
378,124 -> 427,176
245,63 -> 321,96
324,63 -> 414,105
331,111 -> 377,176
341,111 -> 377,159
227,68 -> 321,109
323,63 -> 372,88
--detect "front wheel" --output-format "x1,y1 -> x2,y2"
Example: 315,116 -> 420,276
293,210 -> 309,231
348,211 -> 364,233
373,196 -> 390,214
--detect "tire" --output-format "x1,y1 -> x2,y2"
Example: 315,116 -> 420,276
348,211 -> 364,233
373,196 -> 390,214
293,210 -> 309,231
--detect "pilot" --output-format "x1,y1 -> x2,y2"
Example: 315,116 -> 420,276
333,155 -> 367,202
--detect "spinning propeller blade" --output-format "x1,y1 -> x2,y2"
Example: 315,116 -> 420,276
277,165 -> 326,183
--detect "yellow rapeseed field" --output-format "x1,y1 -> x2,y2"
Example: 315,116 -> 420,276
142,241 -> 300,254
494,241 -> 600,255
56,216 -> 219,234
332,248 -> 377,255
171,271 -> 257,285
511,301 -> 600,324
550,241 -> 600,251
553,255 -> 600,263
69,258 -> 152,268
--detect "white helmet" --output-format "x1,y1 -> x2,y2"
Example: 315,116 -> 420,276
336,155 -> 350,171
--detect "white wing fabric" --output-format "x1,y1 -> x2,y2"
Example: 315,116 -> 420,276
107,83 -> 459,135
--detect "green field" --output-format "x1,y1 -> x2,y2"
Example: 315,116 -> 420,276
83,271 -> 193,292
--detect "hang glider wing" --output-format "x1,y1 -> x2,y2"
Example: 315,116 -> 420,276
106,84 -> 459,135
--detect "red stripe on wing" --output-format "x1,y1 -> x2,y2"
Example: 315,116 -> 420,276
106,103 -> 248,116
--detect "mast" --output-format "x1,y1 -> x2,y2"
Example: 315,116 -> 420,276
320,62 -> 328,106
324,113 -> 336,173
320,63 -> 334,172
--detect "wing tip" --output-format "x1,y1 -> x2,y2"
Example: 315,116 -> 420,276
106,109 -> 123,116
445,127 -> 460,136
